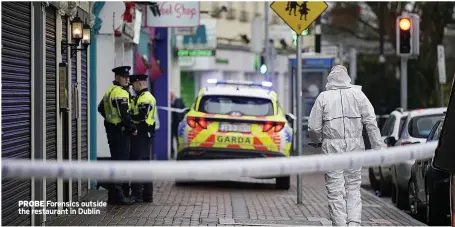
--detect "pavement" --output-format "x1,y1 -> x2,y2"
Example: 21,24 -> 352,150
47,173 -> 424,226
46,147 -> 424,226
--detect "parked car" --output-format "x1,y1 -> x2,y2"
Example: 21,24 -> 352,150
431,77 -> 455,227
176,79 -> 295,189
385,107 -> 447,209
369,108 -> 408,196
409,116 -> 451,225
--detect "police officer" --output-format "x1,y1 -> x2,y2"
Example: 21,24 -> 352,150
129,74 -> 157,203
97,66 -> 136,205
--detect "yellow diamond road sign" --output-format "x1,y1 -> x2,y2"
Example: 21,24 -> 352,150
270,1 -> 328,34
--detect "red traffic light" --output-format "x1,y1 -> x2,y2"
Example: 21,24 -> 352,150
399,18 -> 411,31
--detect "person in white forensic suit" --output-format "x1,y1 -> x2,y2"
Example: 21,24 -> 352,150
308,65 -> 384,226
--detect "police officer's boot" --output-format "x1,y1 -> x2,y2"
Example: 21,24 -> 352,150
113,185 -> 134,205
116,192 -> 134,205
143,182 -> 153,203
117,196 -> 134,205
122,183 -> 130,198
129,183 -> 143,203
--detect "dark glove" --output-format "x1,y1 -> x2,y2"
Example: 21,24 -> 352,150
129,124 -> 137,135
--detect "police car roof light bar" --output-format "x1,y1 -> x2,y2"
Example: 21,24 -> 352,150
207,79 -> 218,84
206,79 -> 273,88
261,81 -> 273,87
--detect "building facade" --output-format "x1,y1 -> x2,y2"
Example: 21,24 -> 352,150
1,1 -> 92,226
174,2 -> 304,115
91,2 -> 172,161
92,1 -> 138,159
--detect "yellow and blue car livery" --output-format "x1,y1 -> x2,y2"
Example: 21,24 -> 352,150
176,79 -> 294,161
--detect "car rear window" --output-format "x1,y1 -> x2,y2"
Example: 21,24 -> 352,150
198,95 -> 274,116
409,114 -> 444,138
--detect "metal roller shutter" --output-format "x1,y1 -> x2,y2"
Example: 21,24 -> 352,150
62,17 -> 67,63
81,49 -> 89,197
71,42 -> 78,202
45,6 -> 58,214
61,16 -> 71,204
1,2 -> 32,226
78,8 -> 89,198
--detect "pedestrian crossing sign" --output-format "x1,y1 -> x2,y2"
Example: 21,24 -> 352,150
270,1 -> 328,35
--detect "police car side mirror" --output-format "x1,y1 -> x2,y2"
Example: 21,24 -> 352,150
384,136 -> 396,146
182,108 -> 190,116
285,113 -> 296,128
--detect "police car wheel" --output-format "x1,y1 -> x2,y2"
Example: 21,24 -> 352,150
276,176 -> 290,190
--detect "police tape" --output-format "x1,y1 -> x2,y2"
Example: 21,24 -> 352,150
1,142 -> 438,182
156,106 -> 387,121
157,106 -> 187,113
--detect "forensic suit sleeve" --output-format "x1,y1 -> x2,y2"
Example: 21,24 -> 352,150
308,94 -> 324,143
97,99 -> 106,119
359,92 -> 384,150
112,89 -> 136,132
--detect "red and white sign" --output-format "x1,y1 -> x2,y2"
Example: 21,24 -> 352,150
146,2 -> 200,27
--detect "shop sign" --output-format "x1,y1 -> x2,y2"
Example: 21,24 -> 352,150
174,27 -> 196,36
146,2 -> 200,27
215,58 -> 229,65
122,7 -> 141,44
177,49 -> 215,57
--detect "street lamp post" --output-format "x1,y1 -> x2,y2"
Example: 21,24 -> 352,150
61,14 -> 92,58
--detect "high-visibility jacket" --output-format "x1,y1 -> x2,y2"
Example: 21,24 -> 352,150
98,82 -> 135,131
132,89 -> 157,128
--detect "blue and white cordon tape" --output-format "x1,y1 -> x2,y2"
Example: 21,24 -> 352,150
157,106 -> 188,113
2,142 -> 437,182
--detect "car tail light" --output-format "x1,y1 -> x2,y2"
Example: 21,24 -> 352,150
263,122 -> 274,132
274,122 -> 284,132
187,117 -> 197,128
263,121 -> 285,132
198,118 -> 207,129
187,117 -> 208,129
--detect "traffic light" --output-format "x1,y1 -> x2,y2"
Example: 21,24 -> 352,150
259,55 -> 267,75
397,17 -> 411,54
396,14 -> 420,57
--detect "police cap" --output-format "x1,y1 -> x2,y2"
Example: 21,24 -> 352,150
112,66 -> 131,76
130,74 -> 148,83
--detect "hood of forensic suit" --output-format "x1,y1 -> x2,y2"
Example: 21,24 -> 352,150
325,65 -> 353,90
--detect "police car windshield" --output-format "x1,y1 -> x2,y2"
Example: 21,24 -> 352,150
198,95 -> 274,116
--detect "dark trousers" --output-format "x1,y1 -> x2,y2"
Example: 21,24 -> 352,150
105,128 -> 130,203
129,133 -> 154,202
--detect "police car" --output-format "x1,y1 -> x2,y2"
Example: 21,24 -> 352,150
176,79 -> 295,189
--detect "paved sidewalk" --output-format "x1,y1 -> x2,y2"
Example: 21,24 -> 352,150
47,173 -> 424,226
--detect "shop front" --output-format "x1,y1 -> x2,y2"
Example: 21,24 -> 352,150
94,1 -> 141,159
1,2 -> 93,225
